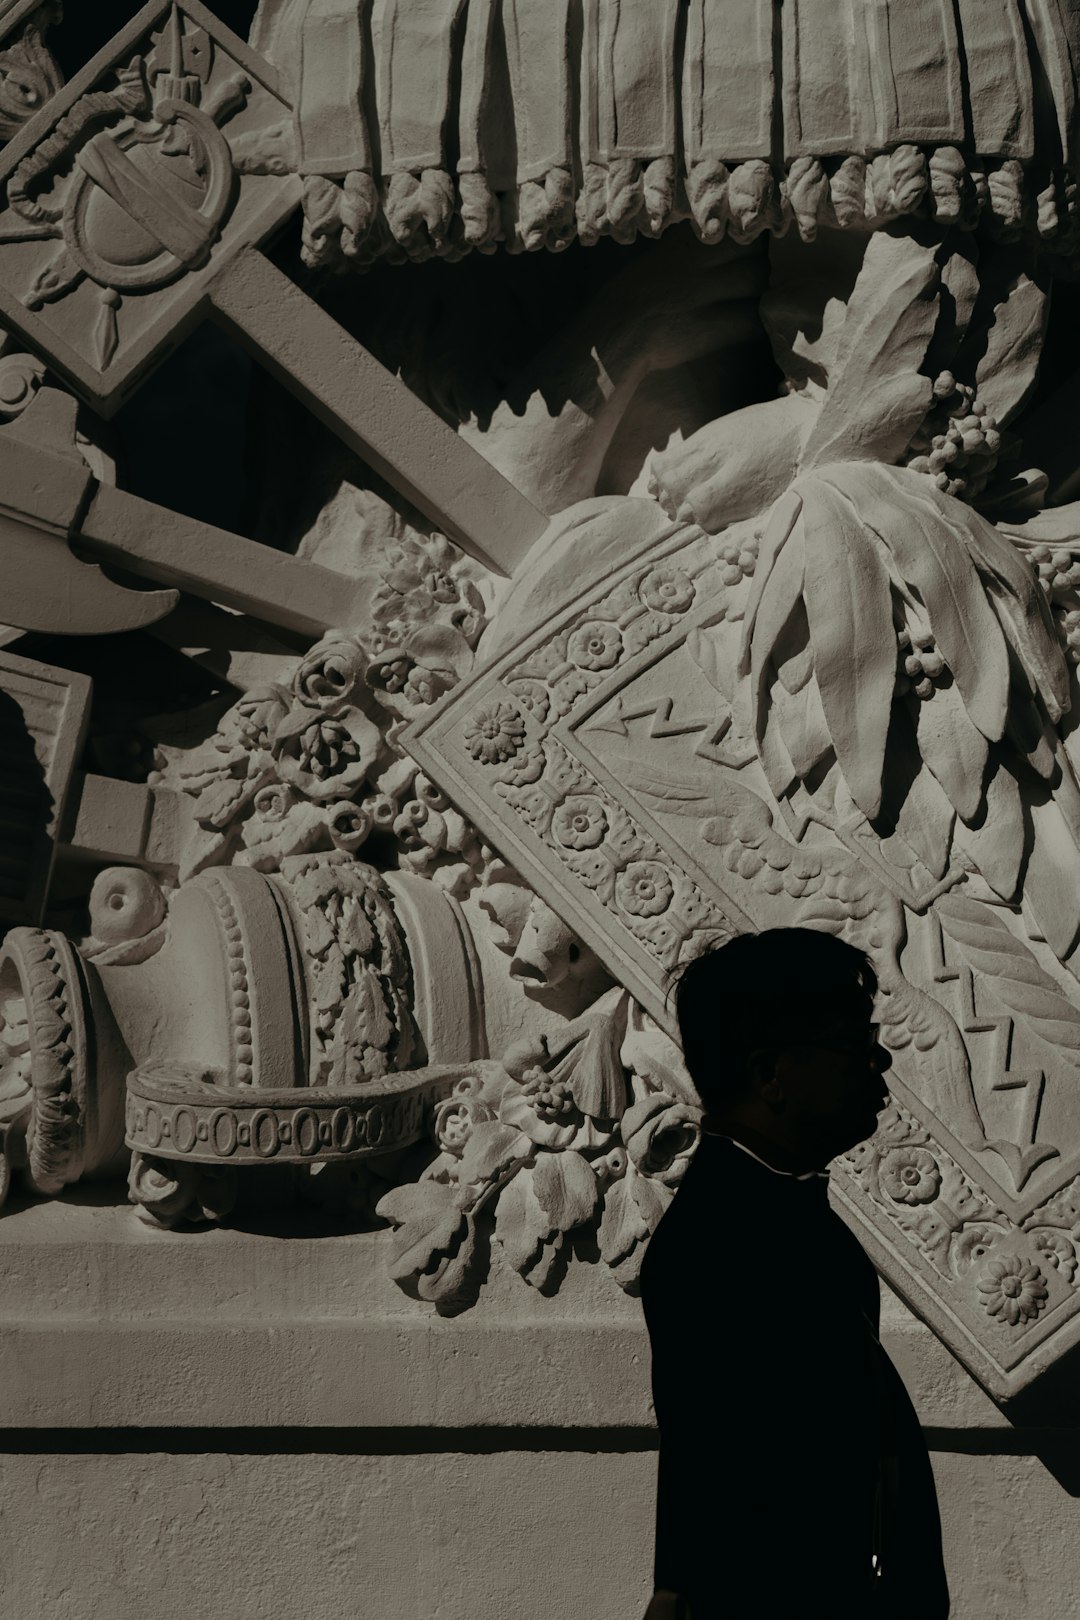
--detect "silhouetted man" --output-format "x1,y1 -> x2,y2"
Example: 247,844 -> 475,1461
639,929 -> 949,1618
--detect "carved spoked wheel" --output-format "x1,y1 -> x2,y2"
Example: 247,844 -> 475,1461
0,926 -> 90,1198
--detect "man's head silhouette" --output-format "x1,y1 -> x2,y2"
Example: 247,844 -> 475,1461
674,928 -> 891,1172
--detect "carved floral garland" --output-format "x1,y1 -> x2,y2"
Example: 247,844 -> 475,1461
376,991 -> 702,1312
166,528 -> 489,894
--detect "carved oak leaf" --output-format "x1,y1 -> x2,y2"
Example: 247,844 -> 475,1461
377,1179 -> 478,1310
798,231 -> 941,471
963,260 -> 1048,428
494,1164 -> 562,1289
532,1149 -> 599,1232
597,1173 -> 651,1291
455,1120 -> 534,1189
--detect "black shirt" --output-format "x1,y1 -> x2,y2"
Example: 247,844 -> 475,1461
639,1134 -> 949,1617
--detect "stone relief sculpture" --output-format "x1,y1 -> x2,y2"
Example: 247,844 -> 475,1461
2,0 -> 1080,1406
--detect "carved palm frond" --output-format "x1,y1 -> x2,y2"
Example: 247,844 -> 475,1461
739,461 -> 1080,957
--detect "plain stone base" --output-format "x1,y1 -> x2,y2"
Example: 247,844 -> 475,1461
0,1448 -> 658,1620
2,1185 -> 1080,1618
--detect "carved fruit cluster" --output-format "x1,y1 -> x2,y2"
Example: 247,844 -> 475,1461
1032,546 -> 1080,598
1058,607 -> 1080,666
905,372 -> 1006,502
895,626 -> 947,700
717,531 -> 759,588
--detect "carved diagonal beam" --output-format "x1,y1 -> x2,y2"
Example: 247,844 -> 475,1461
206,248 -> 548,578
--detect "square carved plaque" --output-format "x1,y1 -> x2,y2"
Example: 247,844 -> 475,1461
407,503 -> 1080,1403
0,0 -> 298,414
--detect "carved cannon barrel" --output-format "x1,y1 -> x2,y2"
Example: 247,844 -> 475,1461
0,855 -> 486,1213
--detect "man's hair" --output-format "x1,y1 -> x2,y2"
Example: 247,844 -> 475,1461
673,929 -> 878,1111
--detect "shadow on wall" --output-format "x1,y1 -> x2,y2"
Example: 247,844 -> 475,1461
0,688 -> 52,920
49,1 -> 261,82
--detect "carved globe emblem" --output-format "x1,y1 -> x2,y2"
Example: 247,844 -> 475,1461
65,102 -> 234,295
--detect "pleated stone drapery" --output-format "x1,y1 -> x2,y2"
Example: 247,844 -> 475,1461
249,0 -> 1080,265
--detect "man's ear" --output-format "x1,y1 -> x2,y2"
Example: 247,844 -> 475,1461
746,1048 -> 782,1105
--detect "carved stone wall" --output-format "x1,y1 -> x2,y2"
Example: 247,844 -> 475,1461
4,3 -> 1080,1616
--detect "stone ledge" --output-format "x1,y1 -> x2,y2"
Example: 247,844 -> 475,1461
0,1184 -> 1011,1432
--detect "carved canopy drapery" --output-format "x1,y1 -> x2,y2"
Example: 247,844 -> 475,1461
251,0 -> 1080,266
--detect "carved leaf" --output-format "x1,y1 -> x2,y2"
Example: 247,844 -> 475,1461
881,756 -> 956,882
494,1164 -> 560,1285
835,464 -> 1010,743
943,505 -> 1068,726
775,678 -> 833,781
456,1120 -> 533,1187
913,680 -> 989,825
799,232 -> 940,469
532,1149 -> 599,1231
952,759 -> 1025,903
968,265 -> 1049,426
377,1178 -> 470,1282
936,897 -> 1080,1062
686,623 -> 734,700
597,1173 -> 649,1270
1023,796 -> 1080,963
649,394 -> 810,533
549,1011 -> 627,1120
627,1164 -> 672,1230
741,500 -> 807,798
739,489 -> 803,675
414,1211 -> 479,1310
800,478 -> 896,820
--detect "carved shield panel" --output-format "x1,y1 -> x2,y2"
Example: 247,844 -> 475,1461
0,0 -> 296,412
407,495 -> 1080,1402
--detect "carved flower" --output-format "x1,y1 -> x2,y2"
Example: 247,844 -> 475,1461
621,1092 -> 701,1187
326,800 -> 372,853
880,1146 -> 941,1206
272,705 -> 382,800
434,1086 -> 496,1157
253,782 -> 294,823
1031,1229 -> 1078,1283
952,1225 -> 998,1270
465,702 -> 526,765
552,795 -> 609,850
422,567 -> 458,604
508,680 -> 551,726
499,741 -> 546,787
641,566 -> 695,615
977,1255 -> 1049,1327
616,861 -> 674,917
292,633 -> 367,709
567,620 -> 623,670
216,685 -> 290,754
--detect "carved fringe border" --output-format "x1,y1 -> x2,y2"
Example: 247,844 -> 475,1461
299,149 -> 1080,270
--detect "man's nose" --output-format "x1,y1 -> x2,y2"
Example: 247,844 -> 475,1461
871,1041 -> 892,1075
